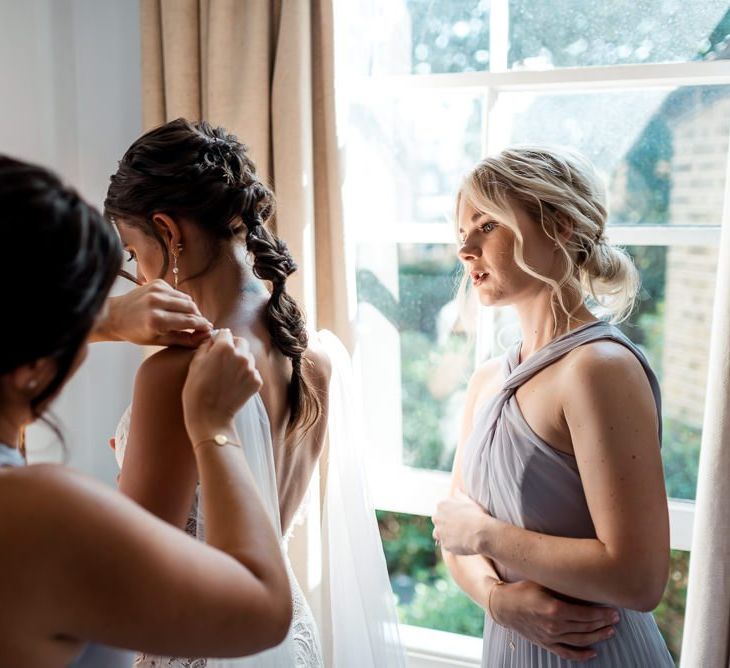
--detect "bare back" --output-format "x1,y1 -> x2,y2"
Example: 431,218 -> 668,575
119,293 -> 331,535
237,300 -> 331,531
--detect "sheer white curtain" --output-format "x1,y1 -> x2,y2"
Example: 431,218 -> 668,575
680,146 -> 730,667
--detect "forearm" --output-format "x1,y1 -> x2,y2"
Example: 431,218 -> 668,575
193,423 -> 287,591
443,550 -> 500,610
89,297 -> 123,342
478,518 -> 664,610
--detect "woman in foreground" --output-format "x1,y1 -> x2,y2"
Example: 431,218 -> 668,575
0,156 -> 291,667
432,146 -> 674,666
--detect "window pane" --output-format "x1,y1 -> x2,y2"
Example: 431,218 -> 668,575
357,241 -> 716,494
378,510 -> 484,637
489,86 -> 730,226
337,0 -> 490,77
356,243 -> 472,471
509,1 -> 730,70
622,245 -> 717,500
344,91 -> 482,226
379,511 -> 689,663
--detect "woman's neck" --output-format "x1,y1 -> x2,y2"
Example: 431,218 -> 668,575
514,287 -> 597,362
182,243 -> 269,325
0,411 -> 20,449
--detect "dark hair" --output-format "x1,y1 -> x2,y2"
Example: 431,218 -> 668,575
104,118 -> 321,438
0,156 -> 122,431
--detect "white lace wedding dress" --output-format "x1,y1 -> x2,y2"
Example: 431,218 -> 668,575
114,332 -> 405,668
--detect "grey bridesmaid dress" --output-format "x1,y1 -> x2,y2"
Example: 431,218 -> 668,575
461,321 -> 675,667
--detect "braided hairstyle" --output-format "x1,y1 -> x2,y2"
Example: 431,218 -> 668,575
0,156 -> 122,423
104,118 -> 321,438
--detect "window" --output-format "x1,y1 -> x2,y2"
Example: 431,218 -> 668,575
336,2 -> 730,664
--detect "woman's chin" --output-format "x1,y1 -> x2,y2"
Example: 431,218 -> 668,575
476,291 -> 501,308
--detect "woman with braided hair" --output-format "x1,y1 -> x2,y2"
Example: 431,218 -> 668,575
105,118 -> 403,667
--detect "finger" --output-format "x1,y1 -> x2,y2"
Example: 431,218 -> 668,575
560,604 -> 619,624
559,619 -> 617,634
156,312 -> 212,333
232,335 -> 251,355
158,329 -> 212,349
558,625 -> 615,647
211,327 -> 234,347
191,334 -> 216,359
156,295 -> 205,317
547,643 -> 597,662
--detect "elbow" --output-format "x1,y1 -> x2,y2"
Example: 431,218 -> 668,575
257,583 -> 293,651
623,579 -> 666,613
612,563 -> 668,612
270,594 -> 294,647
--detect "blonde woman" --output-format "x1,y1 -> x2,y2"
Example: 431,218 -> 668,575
432,147 -> 674,666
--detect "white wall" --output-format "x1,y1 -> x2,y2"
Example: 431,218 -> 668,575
0,0 -> 143,483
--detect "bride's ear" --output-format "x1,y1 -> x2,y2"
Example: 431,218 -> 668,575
150,213 -> 183,253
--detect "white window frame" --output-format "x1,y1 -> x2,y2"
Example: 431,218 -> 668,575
348,31 -> 730,667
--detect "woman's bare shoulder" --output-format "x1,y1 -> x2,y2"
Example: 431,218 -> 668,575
559,339 -> 656,424
562,339 -> 648,388
304,333 -> 333,393
135,346 -> 196,391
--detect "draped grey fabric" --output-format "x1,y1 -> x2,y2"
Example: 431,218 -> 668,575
462,321 -> 674,667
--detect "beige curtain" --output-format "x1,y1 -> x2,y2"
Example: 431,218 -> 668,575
680,149 -> 730,666
140,0 -> 351,343
139,0 -> 350,661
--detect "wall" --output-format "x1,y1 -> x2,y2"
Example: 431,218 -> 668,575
0,0 -> 143,483
663,96 -> 730,428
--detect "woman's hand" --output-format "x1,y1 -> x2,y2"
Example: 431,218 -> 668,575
432,490 -> 492,555
92,279 -> 212,347
492,580 -> 619,662
182,329 -> 263,444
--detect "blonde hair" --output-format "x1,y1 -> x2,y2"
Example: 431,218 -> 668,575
456,145 -> 639,326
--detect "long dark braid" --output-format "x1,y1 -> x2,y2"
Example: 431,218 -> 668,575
105,118 -> 322,438
240,182 -> 319,437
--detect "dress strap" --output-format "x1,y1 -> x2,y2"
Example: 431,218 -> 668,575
504,321 -> 622,391
500,320 -> 662,439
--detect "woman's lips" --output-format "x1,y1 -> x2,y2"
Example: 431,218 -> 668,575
471,270 -> 488,286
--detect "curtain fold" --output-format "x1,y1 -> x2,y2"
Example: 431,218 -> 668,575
680,148 -> 730,666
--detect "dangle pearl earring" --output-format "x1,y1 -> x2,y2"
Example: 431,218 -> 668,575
172,243 -> 183,289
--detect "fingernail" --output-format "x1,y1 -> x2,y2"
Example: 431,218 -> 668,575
608,628 -> 615,637
612,613 -> 620,623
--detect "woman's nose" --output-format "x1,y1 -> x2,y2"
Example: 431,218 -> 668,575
458,240 -> 481,262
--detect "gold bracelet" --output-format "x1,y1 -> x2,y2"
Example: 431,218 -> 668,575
487,579 -> 517,651
486,578 -> 504,624
193,433 -> 242,450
